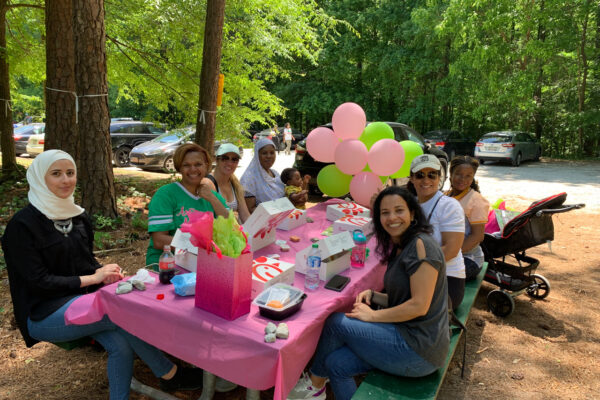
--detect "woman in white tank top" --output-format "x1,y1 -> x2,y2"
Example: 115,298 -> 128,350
207,143 -> 251,223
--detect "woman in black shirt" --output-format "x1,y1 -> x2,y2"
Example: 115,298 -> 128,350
2,150 -> 202,399
287,187 -> 449,400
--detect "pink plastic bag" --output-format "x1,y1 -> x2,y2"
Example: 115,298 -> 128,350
179,210 -> 222,258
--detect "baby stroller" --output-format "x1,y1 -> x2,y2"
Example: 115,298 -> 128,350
481,192 -> 585,317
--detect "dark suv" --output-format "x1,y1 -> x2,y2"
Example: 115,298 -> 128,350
294,122 -> 449,192
110,121 -> 165,167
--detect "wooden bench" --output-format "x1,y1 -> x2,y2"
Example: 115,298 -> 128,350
352,263 -> 488,400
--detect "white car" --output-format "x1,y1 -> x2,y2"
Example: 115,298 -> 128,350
26,133 -> 45,157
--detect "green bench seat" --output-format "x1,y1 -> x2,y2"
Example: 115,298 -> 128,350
352,263 -> 488,400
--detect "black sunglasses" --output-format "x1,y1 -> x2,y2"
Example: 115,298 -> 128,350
218,155 -> 240,162
414,171 -> 439,180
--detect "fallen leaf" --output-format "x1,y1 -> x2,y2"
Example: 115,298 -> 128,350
25,358 -> 35,364
476,346 -> 489,354
511,373 -> 524,380
513,358 -> 521,364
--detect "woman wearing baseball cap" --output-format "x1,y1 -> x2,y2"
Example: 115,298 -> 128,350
206,143 -> 251,223
407,154 -> 466,309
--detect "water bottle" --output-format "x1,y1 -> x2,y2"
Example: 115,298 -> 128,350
305,243 -> 321,291
350,229 -> 367,268
158,245 -> 176,284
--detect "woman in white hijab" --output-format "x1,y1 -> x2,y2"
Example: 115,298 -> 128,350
1,150 -> 202,399
240,138 -> 285,213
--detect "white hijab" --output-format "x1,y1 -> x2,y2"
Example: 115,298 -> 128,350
27,150 -> 85,220
240,138 -> 284,204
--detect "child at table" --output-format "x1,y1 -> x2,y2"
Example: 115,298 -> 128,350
281,167 -> 311,209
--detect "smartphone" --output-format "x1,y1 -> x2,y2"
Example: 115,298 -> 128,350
324,274 -> 350,292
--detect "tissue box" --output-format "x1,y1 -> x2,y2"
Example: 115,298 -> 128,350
277,209 -> 307,231
195,250 -> 253,320
326,201 -> 371,221
171,229 -> 198,272
295,231 -> 354,281
251,256 -> 295,299
242,197 -> 295,251
332,215 -> 373,236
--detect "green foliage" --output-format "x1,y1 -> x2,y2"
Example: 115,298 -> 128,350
131,211 -> 148,231
5,1 -> 598,160
93,231 -> 112,250
104,0 -> 327,137
273,0 -> 600,159
93,214 -> 123,231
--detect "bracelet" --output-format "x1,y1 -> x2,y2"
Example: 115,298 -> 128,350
370,289 -> 374,302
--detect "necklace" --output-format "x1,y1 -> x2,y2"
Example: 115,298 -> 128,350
53,219 -> 73,237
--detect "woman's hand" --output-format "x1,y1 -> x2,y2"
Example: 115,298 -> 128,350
356,289 -> 372,306
93,264 -> 124,285
346,302 -> 376,322
197,182 -> 215,200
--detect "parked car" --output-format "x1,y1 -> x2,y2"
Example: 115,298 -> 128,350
110,121 -> 165,167
294,122 -> 449,193
25,132 -> 45,157
252,127 -> 306,151
475,131 -> 541,167
129,127 -> 243,173
13,123 -> 45,156
423,129 -> 476,159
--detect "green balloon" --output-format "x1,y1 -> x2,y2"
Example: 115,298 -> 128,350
390,140 -> 424,178
317,165 -> 351,197
359,122 -> 394,150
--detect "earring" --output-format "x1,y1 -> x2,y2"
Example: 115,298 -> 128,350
410,219 -> 417,227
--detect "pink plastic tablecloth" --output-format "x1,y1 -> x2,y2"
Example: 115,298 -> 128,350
65,199 -> 385,400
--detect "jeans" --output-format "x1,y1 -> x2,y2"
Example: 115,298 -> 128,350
28,297 -> 174,400
310,313 -> 436,400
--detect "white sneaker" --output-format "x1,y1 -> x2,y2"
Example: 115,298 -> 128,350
286,372 -> 327,400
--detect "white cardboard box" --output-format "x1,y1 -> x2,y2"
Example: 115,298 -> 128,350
332,215 -> 373,237
326,201 -> 371,221
251,256 -> 295,299
171,229 -> 199,272
277,208 -> 307,231
242,197 -> 295,252
294,231 -> 354,281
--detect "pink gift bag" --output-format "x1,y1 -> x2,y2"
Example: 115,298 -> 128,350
194,250 -> 253,320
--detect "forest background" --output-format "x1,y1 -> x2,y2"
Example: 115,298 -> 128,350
5,0 -> 599,162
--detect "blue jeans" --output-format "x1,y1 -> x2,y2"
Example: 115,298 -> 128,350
28,297 -> 174,400
310,313 -> 437,400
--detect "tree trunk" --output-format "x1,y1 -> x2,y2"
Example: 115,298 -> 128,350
195,0 -> 225,156
0,1 -> 18,175
73,0 -> 116,217
45,0 -> 78,164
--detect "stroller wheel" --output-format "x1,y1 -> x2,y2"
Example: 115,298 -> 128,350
487,290 -> 515,317
526,274 -> 551,299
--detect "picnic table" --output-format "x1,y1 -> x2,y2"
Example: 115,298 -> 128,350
65,200 -> 385,400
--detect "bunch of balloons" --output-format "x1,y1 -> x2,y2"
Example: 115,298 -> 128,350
306,102 -> 424,206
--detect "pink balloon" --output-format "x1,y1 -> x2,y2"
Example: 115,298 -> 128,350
334,139 -> 368,175
367,139 -> 405,176
350,171 -> 383,207
306,127 -> 339,162
331,102 -> 367,140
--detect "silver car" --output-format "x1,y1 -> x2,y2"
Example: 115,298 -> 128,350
475,131 -> 541,167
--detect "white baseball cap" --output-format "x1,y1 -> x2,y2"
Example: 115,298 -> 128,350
410,154 -> 441,173
216,143 -> 240,157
